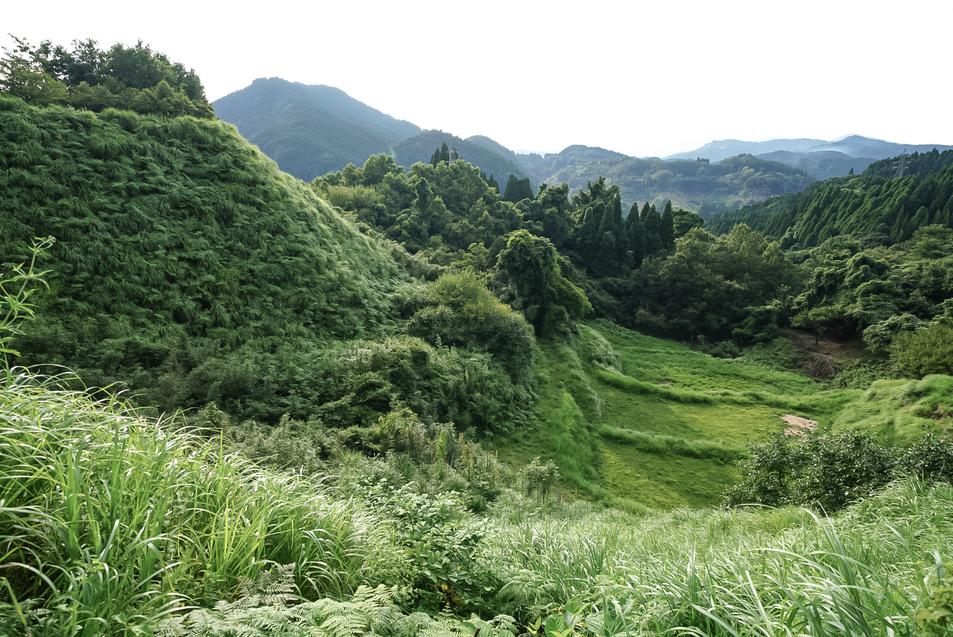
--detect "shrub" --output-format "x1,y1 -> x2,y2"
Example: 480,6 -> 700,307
574,323 -> 621,371
917,565 -> 953,637
896,433 -> 953,483
360,482 -> 498,613
792,431 -> 895,511
726,431 -> 953,511
407,270 -> 534,378
863,313 -> 927,353
891,323 -> 953,377
520,457 -> 560,501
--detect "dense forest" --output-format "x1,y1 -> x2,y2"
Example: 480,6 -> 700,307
709,149 -> 953,245
0,36 -> 212,116
1,37 -> 952,637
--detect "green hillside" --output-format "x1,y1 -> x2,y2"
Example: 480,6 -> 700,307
0,96 -> 535,434
3,37 -> 953,637
709,150 -> 953,245
501,320 -> 952,511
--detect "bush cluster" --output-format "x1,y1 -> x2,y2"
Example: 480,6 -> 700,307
726,430 -> 953,511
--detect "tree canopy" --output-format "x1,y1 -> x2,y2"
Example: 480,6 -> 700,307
0,36 -> 213,117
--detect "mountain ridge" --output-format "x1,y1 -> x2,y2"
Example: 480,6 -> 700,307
212,78 -> 951,211
213,77 -> 422,180
670,135 -> 953,179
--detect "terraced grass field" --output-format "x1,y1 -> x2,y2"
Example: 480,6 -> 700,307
503,320 -> 952,510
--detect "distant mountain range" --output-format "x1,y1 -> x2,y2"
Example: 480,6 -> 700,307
513,146 -> 814,214
214,79 -> 951,213
669,136 -> 953,180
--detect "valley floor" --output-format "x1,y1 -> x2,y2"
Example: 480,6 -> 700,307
501,321 -> 951,510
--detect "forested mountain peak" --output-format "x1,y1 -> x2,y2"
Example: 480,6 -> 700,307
212,77 -> 421,180
217,77 -> 420,140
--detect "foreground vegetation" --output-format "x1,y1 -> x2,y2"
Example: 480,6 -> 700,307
2,38 -> 953,636
2,373 -> 952,635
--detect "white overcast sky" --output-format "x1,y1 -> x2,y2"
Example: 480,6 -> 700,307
5,0 -> 952,157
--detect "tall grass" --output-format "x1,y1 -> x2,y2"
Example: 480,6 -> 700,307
484,480 -> 952,635
0,370 -> 382,635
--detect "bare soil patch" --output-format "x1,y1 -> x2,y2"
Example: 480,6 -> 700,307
781,414 -> 818,436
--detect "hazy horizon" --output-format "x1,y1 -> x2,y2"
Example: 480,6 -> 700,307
6,0 -> 953,157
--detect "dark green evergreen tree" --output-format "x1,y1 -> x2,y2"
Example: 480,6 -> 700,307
660,201 -> 675,249
641,203 -> 662,255
625,203 -> 646,269
494,230 -> 590,335
503,174 -> 533,202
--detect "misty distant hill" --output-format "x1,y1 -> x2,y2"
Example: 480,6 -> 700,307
523,146 -> 812,215
757,150 -> 874,181
669,135 -> 953,180
668,138 -> 828,163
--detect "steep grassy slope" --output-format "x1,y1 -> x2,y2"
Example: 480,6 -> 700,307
0,95 -> 410,413
214,78 -> 421,180
504,321 -> 952,510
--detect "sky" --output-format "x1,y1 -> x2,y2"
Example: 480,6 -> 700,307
5,0 -> 953,157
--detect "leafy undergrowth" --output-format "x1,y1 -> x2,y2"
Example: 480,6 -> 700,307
504,320 -> 952,510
